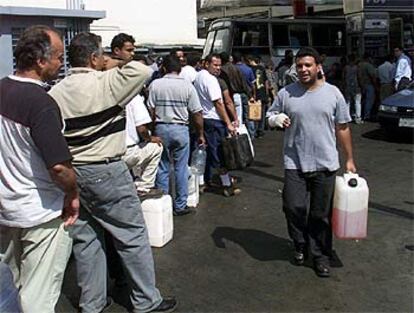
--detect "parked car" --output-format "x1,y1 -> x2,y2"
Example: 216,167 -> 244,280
378,81 -> 414,133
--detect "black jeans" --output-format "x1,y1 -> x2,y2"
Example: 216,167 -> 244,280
283,169 -> 336,264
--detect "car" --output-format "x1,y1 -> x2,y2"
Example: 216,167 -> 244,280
378,81 -> 414,133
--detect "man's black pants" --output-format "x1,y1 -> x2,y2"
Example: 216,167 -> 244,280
283,169 -> 336,265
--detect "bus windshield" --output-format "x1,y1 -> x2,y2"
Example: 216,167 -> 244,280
202,18 -> 346,65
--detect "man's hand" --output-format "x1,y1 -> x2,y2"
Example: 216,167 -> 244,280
48,161 -> 79,227
198,135 -> 206,146
232,119 -> 240,129
268,113 -> 290,128
227,123 -> 236,136
150,136 -> 163,146
345,159 -> 357,173
282,116 -> 291,128
62,192 -> 80,227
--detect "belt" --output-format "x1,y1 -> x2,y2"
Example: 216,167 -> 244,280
88,156 -> 122,165
156,122 -> 187,126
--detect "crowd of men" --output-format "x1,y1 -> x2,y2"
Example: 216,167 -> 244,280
275,47 -> 412,124
0,24 -> 411,312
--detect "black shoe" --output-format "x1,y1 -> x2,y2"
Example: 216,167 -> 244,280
150,297 -> 177,313
173,207 -> 193,216
293,246 -> 307,266
314,262 -> 330,278
223,185 -> 241,197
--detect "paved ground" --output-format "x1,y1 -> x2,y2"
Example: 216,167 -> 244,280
57,122 -> 414,313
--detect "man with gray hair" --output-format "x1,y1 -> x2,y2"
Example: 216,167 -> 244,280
49,32 -> 176,313
0,25 -> 79,313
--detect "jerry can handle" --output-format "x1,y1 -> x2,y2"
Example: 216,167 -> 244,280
344,172 -> 359,187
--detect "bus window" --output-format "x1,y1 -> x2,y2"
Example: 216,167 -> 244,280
311,24 -> 345,56
233,23 -> 268,47
212,28 -> 231,53
289,24 -> 308,47
203,31 -> 215,57
272,24 -> 289,46
311,25 -> 344,47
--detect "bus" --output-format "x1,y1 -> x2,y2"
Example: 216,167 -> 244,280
202,17 -> 346,67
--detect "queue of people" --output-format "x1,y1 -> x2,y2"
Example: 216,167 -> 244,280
0,24 -> 410,313
0,27 -> 264,313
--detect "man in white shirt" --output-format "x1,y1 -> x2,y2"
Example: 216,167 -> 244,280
194,53 -> 240,197
394,46 -> 412,91
124,94 -> 164,199
0,25 -> 79,313
180,54 -> 200,83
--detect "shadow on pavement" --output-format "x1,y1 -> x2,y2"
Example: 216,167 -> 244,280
362,128 -> 414,144
211,227 -> 291,262
211,227 -> 345,268
369,201 -> 414,220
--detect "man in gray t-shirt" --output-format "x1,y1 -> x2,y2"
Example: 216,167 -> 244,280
267,47 -> 356,278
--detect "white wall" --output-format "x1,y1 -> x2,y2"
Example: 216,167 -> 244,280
0,0 -> 202,46
0,35 -> 13,78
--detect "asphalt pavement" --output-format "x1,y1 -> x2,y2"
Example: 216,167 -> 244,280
57,121 -> 414,313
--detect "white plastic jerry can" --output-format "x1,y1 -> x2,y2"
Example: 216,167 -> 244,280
332,173 -> 369,239
187,171 -> 200,208
141,195 -> 173,247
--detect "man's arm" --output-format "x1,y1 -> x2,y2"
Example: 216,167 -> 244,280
48,161 -> 79,226
191,111 -> 206,146
107,61 -> 152,108
336,123 -> 357,173
136,125 -> 162,146
222,89 -> 239,128
213,98 -> 235,134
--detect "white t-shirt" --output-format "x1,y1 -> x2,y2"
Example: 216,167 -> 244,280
1,76 -> 72,228
193,69 -> 222,120
180,65 -> 197,83
125,95 -> 152,146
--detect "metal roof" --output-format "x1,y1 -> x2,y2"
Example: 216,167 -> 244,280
0,5 -> 105,19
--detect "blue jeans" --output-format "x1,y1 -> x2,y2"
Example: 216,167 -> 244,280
203,119 -> 228,182
155,124 -> 190,211
70,161 -> 162,313
362,84 -> 375,120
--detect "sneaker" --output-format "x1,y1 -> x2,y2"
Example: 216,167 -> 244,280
173,207 -> 193,216
150,297 -> 177,313
137,188 -> 164,200
293,245 -> 307,266
223,185 -> 241,197
313,262 -> 330,278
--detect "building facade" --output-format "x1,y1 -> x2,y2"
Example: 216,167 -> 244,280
0,5 -> 105,78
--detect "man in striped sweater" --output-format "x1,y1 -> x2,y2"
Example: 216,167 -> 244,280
49,32 -> 176,313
